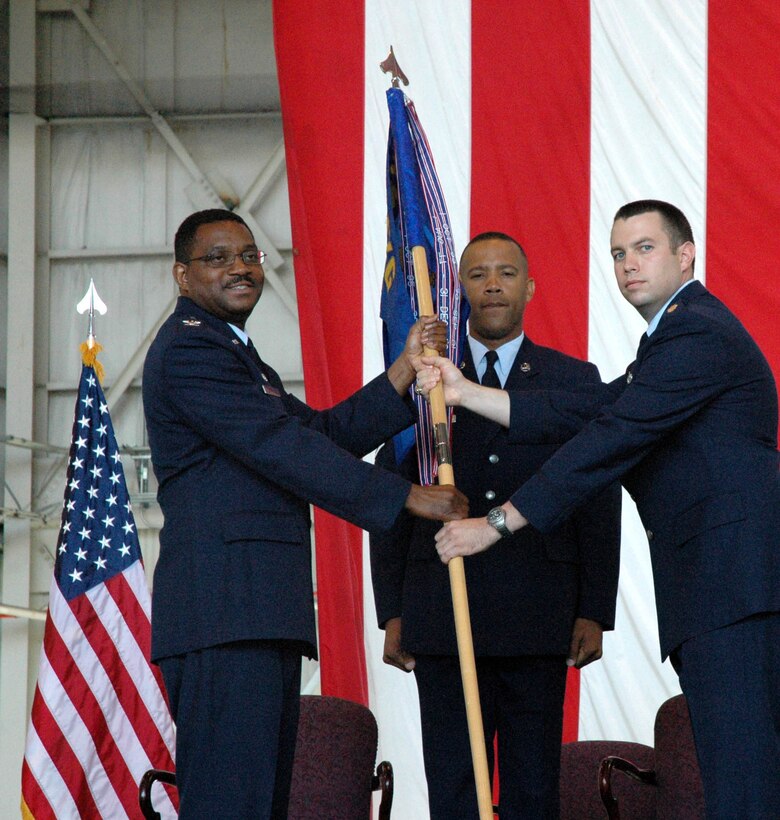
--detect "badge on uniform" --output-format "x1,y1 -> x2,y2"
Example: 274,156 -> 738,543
666,303 -> 679,314
520,362 -> 531,373
262,384 -> 281,397
182,318 -> 201,327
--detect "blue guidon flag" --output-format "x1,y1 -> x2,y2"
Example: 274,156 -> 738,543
382,86 -> 469,484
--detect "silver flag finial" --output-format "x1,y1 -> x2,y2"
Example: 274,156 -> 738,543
76,279 -> 108,349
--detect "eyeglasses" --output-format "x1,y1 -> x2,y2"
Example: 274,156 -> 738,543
185,249 -> 266,268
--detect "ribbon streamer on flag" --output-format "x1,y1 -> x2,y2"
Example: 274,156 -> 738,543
382,77 -> 493,819
21,290 -> 177,819
382,84 -> 469,480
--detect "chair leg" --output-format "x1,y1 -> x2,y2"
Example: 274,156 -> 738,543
374,760 -> 394,820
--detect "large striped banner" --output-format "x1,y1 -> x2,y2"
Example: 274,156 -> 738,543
275,2 -> 780,816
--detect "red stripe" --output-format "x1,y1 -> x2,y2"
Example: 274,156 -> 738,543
471,0 -> 592,742
43,611 -> 140,814
106,571 -> 175,718
22,757 -> 59,820
273,0 -> 368,704
470,0 -> 591,362
29,686 -> 103,817
706,0 -> 780,424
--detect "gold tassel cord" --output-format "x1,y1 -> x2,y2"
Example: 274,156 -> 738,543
80,340 -> 105,385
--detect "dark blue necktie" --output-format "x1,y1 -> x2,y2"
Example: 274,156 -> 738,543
481,350 -> 501,388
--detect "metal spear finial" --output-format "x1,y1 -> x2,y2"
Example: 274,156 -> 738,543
380,46 -> 409,88
76,278 -> 108,349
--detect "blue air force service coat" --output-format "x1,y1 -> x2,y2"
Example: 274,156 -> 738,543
143,297 -> 414,662
509,282 -> 780,658
371,338 -> 622,657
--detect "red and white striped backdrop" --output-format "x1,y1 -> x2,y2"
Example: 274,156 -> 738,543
275,2 -> 780,815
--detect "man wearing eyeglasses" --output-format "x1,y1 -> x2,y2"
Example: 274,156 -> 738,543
142,209 -> 468,819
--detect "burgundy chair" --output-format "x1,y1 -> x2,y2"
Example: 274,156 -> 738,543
558,694 -> 705,819
561,739 -> 656,819
288,694 -> 393,819
599,694 -> 705,819
139,694 -> 393,819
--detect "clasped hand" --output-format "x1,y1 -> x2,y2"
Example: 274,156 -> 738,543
435,502 -> 529,563
434,516 -> 502,561
413,355 -> 466,406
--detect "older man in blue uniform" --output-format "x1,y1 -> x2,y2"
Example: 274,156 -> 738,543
428,202 -> 780,819
371,232 -> 621,819
142,209 -> 467,818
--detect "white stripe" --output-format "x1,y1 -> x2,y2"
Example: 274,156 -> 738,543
23,719 -> 81,818
583,0 -> 708,742
130,555 -> 153,620
363,0 -> 472,384
87,562 -> 176,761
363,2 -> 471,816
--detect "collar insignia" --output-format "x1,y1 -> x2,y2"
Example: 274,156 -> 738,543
520,362 -> 531,373
666,303 -> 679,314
182,318 -> 201,327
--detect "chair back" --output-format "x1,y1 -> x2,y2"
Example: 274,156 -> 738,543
653,694 -> 705,819
287,694 -> 380,819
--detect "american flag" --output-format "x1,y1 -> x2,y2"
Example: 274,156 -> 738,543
21,362 -> 177,819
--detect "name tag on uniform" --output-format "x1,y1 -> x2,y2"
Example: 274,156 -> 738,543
262,383 -> 281,397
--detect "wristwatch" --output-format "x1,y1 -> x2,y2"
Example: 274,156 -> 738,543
486,506 -> 512,538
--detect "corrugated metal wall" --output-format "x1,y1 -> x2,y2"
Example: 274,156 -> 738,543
1,3 -> 313,809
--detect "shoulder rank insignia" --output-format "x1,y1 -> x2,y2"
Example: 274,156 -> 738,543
627,371 -> 633,384
666,303 -> 679,314
182,318 -> 201,327
520,362 -> 531,373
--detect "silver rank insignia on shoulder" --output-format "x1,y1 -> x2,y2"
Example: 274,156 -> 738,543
182,318 -> 201,327
667,303 -> 679,314
627,371 -> 633,384
520,362 -> 531,373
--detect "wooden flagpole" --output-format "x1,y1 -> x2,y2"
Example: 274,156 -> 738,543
412,246 -> 494,820
380,49 -> 492,818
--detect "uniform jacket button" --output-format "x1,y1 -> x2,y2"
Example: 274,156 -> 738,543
646,529 -> 654,540
485,490 -> 496,501
488,454 -> 499,464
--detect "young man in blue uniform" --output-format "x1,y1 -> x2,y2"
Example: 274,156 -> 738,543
426,202 -> 780,819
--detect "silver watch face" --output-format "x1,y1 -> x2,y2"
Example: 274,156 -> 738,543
487,507 -> 505,526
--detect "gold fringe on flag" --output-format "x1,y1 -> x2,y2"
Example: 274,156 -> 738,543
80,340 -> 105,385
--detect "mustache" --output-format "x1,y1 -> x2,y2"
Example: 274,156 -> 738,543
226,273 -> 256,285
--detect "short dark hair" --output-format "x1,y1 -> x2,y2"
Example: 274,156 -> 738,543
461,231 -> 528,266
174,209 -> 252,263
613,200 -> 695,272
